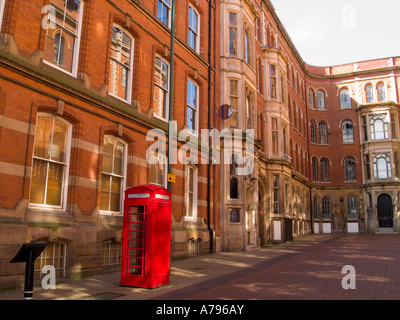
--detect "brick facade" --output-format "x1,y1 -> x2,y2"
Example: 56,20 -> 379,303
0,0 -> 399,289
0,0 -> 219,289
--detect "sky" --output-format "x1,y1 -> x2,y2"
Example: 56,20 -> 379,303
270,0 -> 400,66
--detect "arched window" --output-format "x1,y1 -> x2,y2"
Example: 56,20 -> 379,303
109,25 -> 134,102
188,6 -> 200,53
340,88 -> 351,109
347,196 -> 358,220
0,0 -> 5,34
322,197 -> 331,220
317,90 -> 326,110
312,157 -> 318,181
309,89 -> 315,109
150,152 -> 167,187
34,242 -> 66,280
230,177 -> 238,199
30,114 -> 72,209
187,238 -> 201,256
245,92 -> 252,129
244,29 -> 251,65
320,158 -> 330,182
377,82 -> 386,102
342,120 -> 354,143
310,120 -> 316,144
373,153 -> 392,179
318,122 -> 328,144
344,157 -> 356,181
154,56 -> 170,120
43,0 -> 83,75
366,84 -> 374,103
370,115 -> 389,140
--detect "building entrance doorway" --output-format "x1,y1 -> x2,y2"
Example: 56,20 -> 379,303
377,194 -> 393,228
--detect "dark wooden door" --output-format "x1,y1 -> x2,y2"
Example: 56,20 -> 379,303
377,194 -> 393,228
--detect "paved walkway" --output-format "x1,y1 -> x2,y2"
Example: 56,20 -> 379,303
0,233 -> 399,301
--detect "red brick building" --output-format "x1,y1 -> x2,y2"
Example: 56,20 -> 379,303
0,0 -> 219,288
1,0 -> 399,289
218,0 -> 400,251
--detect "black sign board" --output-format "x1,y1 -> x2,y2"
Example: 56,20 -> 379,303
10,242 -> 47,300
10,242 -> 47,263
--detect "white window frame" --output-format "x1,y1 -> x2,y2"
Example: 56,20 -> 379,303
316,90 -> 326,110
100,135 -> 127,216
108,24 -> 135,104
0,0 -> 5,33
153,55 -> 169,121
29,113 -> 72,211
269,64 -> 277,99
340,88 -> 351,109
186,79 -> 199,134
157,0 -> 171,28
149,153 -> 167,188
34,242 -> 66,279
228,12 -> 237,56
373,153 -> 392,180
342,120 -> 354,144
377,82 -> 386,102
188,5 -> 200,53
102,240 -> 121,267
370,114 -> 389,141
366,84 -> 374,103
43,0 -> 84,78
185,165 -> 198,221
347,196 -> 358,220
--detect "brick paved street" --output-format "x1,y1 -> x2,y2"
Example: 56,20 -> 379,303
153,234 -> 400,300
1,233 -> 399,301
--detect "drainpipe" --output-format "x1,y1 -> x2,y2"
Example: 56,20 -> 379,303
167,0 -> 176,192
207,0 -> 214,254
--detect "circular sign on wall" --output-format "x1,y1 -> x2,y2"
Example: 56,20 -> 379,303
218,104 -> 233,120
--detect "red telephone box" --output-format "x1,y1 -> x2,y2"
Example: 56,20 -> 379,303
120,185 -> 171,288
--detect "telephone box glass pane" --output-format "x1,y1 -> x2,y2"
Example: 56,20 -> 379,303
126,205 -> 147,276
